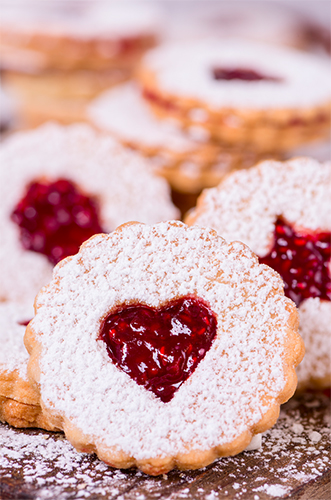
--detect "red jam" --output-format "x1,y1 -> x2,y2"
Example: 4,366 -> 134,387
17,320 -> 31,327
99,296 -> 218,403
11,179 -> 104,265
212,67 -> 282,82
142,89 -> 179,112
259,218 -> 331,307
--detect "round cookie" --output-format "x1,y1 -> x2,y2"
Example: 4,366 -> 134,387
88,82 -> 276,195
0,301 -> 57,430
186,157 -> 331,391
138,38 -> 331,153
0,2 -> 159,125
25,220 -> 303,475
0,122 -> 179,303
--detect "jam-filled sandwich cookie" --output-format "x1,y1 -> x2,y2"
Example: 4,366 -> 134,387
0,2 -> 158,125
138,39 -> 330,153
186,157 -> 331,391
0,123 -> 178,303
25,221 -> 303,475
88,82 -> 275,195
0,301 -> 58,430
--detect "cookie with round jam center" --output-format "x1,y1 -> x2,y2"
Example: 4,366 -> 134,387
259,218 -> 331,307
99,296 -> 217,402
11,179 -> 104,265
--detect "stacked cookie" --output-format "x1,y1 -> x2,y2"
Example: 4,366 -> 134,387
0,1 -> 159,126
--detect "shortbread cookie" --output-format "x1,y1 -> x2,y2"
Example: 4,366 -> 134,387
0,2 -> 158,125
0,2 -> 158,72
0,123 -> 178,303
25,221 -> 303,475
138,39 -> 330,152
0,301 -> 57,430
88,83 -> 276,194
186,157 -> 331,391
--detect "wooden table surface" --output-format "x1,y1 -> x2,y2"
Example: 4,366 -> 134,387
0,392 -> 330,500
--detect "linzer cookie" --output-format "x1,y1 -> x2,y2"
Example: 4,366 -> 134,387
0,123 -> 178,303
186,157 -> 331,391
88,82 -> 274,194
0,301 -> 57,430
138,39 -> 331,153
0,2 -> 158,125
25,221 -> 303,475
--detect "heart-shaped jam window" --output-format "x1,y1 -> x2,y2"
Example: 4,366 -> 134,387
99,296 -> 218,403
259,218 -> 331,307
11,178 -> 105,265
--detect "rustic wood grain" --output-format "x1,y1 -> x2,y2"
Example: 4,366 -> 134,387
0,392 -> 330,500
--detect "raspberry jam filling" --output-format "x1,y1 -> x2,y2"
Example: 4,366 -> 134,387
259,218 -> 331,307
11,179 -> 104,265
142,89 -> 179,112
212,67 -> 282,82
99,296 -> 218,403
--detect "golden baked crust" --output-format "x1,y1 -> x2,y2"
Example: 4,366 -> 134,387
0,301 -> 59,431
25,221 -> 303,475
0,396 -> 59,430
139,70 -> 330,153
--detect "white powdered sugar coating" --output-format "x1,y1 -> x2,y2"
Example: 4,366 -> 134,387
0,301 -> 34,380
0,123 -> 178,303
88,83 -> 196,151
30,221 -> 294,460
189,158 -> 331,256
143,39 -> 331,109
188,157 -> 331,388
296,299 -> 331,388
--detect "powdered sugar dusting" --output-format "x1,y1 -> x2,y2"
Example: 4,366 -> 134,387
0,392 -> 329,499
0,123 -> 178,303
296,298 -> 331,389
187,157 -> 331,390
0,301 -> 33,380
188,158 -> 331,256
143,39 -> 331,109
29,221 -> 296,460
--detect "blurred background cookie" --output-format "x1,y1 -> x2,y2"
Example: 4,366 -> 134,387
138,38 -> 330,154
0,0 -> 159,127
